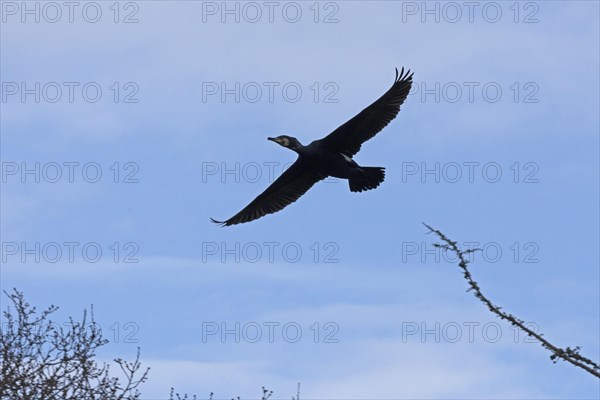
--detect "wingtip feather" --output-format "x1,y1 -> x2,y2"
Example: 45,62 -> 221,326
210,217 -> 227,227
394,66 -> 414,84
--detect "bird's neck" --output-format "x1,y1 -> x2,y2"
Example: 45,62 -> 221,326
291,144 -> 306,155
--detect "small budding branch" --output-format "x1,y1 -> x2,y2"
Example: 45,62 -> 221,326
423,223 -> 600,379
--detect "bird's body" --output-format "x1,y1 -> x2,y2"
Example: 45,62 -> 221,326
212,68 -> 414,226
290,139 -> 357,179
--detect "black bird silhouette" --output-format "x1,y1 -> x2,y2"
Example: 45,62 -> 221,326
211,67 -> 414,226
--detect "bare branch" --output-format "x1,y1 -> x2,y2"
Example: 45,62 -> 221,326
423,223 -> 600,379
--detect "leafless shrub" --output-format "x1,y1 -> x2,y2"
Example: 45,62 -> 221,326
0,289 -> 150,399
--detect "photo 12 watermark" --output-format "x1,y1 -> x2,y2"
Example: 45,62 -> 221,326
1,1 -> 140,24
401,241 -> 540,264
399,1 -> 540,24
201,81 -> 339,104
201,161 -> 339,184
401,161 -> 539,184
409,81 -> 540,104
200,1 -> 340,24
1,241 -> 140,264
201,241 -> 340,264
401,321 -> 541,344
1,162 -> 140,184
0,320 -> 140,344
1,82 -> 140,104
201,321 -> 340,343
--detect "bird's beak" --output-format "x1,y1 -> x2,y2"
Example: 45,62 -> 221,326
268,137 -> 277,142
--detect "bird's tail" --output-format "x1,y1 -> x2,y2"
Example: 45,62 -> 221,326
349,167 -> 385,193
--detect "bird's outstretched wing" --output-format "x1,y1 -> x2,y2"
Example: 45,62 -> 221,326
211,158 -> 325,226
319,67 -> 414,157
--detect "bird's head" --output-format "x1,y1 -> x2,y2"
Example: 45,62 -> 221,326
268,135 -> 302,150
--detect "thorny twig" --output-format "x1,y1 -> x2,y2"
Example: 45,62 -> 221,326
423,223 -> 600,379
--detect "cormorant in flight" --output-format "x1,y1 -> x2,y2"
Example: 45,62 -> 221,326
211,67 -> 414,226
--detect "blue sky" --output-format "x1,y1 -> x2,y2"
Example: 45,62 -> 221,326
1,0 -> 599,398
